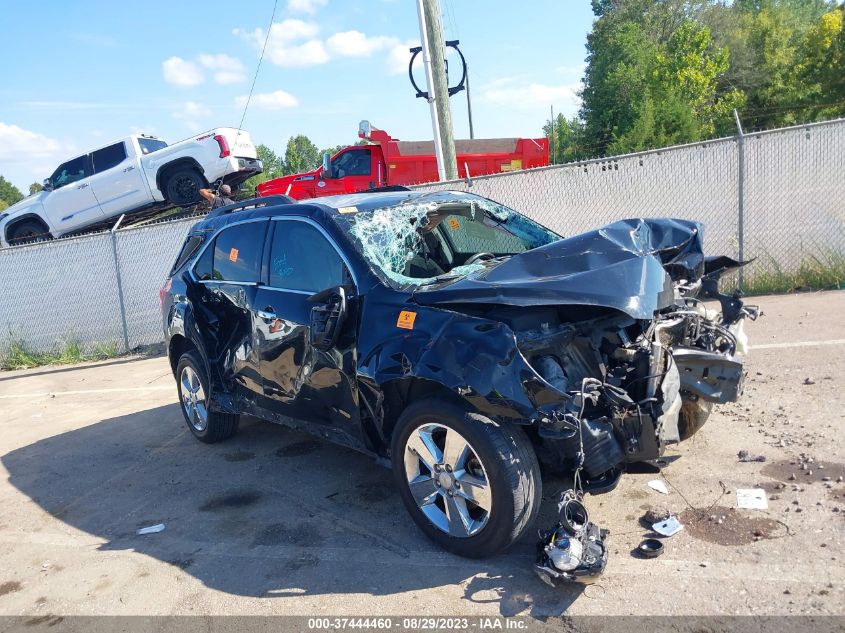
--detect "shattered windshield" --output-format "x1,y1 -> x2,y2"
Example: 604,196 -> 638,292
339,197 -> 561,286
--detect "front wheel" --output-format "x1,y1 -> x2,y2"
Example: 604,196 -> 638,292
8,220 -> 51,244
176,351 -> 239,443
391,399 -> 541,558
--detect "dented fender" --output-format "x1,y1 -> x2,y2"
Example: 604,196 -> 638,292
356,289 -> 566,425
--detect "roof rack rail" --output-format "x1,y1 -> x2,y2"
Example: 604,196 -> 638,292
207,195 -> 295,218
366,185 -> 411,193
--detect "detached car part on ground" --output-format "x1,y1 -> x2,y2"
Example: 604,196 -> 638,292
161,190 -> 757,564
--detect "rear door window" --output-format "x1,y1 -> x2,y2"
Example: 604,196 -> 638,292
92,142 -> 127,173
171,235 -> 205,275
210,222 -> 267,282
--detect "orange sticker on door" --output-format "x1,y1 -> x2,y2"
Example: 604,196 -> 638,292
447,217 -> 461,230
396,311 -> 417,330
229,247 -> 239,262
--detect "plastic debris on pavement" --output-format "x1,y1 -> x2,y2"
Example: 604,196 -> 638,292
648,480 -> 669,495
736,488 -> 768,510
136,523 -> 166,535
652,516 -> 684,537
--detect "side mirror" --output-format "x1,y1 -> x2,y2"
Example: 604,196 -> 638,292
308,286 -> 347,351
321,152 -> 332,179
42,178 -> 53,191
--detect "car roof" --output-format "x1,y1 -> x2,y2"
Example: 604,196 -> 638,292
189,190 -> 481,234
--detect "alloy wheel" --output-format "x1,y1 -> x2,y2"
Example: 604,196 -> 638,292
180,365 -> 208,432
403,422 -> 492,537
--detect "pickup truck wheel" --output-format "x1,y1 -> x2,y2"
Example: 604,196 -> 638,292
391,399 -> 541,558
176,351 -> 239,443
164,168 -> 204,206
8,220 -> 51,244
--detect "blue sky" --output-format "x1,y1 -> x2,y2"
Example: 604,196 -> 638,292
0,0 -> 594,191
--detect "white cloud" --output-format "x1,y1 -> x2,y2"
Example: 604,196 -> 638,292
0,123 -> 63,162
235,90 -> 299,111
326,31 -> 396,57
198,53 -> 246,85
286,0 -> 327,14
478,80 -> 581,114
0,123 -> 75,189
387,39 -> 418,75
236,20 -> 405,73
172,101 -> 212,131
162,56 -> 204,87
235,20 -> 329,67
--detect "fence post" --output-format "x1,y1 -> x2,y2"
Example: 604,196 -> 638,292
109,214 -> 131,354
733,109 -> 746,289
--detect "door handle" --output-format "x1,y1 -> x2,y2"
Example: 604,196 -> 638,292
77,183 -> 89,189
257,310 -> 277,320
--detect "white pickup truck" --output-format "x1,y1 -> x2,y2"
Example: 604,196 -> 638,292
0,129 -> 262,246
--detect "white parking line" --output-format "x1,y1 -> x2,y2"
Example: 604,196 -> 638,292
0,385 -> 175,399
753,338 -> 845,350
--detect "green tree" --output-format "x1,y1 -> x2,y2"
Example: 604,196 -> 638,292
242,144 -> 284,197
580,14 -> 737,155
29,182 -> 43,195
798,6 -> 845,118
0,176 -> 23,206
283,135 -> 320,175
0,199 -> 8,212
543,114 -> 586,163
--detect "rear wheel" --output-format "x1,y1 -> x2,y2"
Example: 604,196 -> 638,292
8,220 -> 51,244
391,399 -> 541,558
176,351 -> 239,443
164,168 -> 204,206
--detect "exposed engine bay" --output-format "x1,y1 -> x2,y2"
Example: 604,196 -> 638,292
511,278 -> 758,489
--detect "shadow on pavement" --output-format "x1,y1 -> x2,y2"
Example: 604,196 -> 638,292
2,404 -> 583,615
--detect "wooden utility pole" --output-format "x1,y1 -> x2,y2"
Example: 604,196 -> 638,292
417,0 -> 458,180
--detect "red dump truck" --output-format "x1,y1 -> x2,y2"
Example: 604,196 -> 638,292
257,121 -> 549,200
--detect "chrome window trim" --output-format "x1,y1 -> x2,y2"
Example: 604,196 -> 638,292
268,216 -> 359,291
188,217 -> 268,283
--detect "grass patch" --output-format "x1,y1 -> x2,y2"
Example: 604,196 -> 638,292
742,251 -> 845,296
0,339 -> 121,371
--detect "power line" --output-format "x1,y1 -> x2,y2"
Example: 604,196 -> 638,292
236,0 -> 279,133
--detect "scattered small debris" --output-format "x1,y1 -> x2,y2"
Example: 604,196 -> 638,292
737,488 -> 769,510
637,538 -> 664,558
642,504 -> 671,524
738,449 -> 766,463
648,480 -> 669,495
653,516 -> 684,537
136,523 -> 165,535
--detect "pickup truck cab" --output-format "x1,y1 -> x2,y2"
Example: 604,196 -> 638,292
0,129 -> 261,246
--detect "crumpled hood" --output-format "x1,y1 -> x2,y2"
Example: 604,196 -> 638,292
413,218 -> 705,320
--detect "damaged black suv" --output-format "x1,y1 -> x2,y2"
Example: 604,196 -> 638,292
162,190 -> 756,559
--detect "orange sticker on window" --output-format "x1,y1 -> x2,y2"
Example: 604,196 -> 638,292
396,310 -> 417,330
448,217 -> 461,230
229,247 -> 239,262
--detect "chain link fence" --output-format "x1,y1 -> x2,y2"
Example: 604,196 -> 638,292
0,216 -> 200,354
1,118 -> 843,357
412,118 -> 845,289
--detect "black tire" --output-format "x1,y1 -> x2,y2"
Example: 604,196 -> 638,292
164,168 -> 204,206
175,350 -> 239,443
8,220 -> 51,244
391,399 -> 541,558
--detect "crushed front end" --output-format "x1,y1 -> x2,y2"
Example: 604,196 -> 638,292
519,275 -> 758,491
